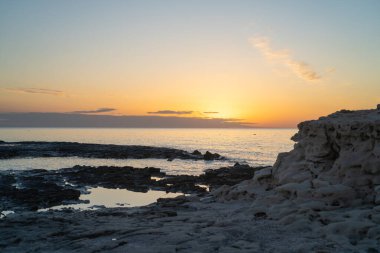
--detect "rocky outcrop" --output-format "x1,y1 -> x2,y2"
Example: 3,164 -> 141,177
0,171 -> 80,211
214,105 -> 380,251
0,141 -> 224,161
0,164 -> 261,211
273,107 -> 380,195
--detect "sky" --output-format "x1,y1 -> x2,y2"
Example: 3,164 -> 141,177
0,0 -> 379,127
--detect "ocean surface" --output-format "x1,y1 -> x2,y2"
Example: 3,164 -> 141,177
0,128 -> 296,175
0,128 -> 297,208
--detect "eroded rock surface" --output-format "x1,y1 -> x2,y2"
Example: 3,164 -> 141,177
0,196 -> 342,253
214,106 -> 380,251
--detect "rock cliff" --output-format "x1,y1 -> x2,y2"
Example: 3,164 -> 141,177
214,105 -> 380,251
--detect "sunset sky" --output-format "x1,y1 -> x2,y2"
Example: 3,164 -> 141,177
0,0 -> 379,127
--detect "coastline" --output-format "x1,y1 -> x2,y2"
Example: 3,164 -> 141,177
1,106 -> 380,252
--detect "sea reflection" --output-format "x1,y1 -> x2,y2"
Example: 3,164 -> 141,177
40,187 -> 183,211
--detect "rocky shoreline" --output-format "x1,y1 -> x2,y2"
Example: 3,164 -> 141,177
0,141 -> 223,161
1,106 -> 380,252
0,163 -> 263,212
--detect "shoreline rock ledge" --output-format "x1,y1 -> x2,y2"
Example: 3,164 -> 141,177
214,105 -> 380,251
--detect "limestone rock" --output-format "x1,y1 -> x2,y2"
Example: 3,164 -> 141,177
214,105 -> 380,251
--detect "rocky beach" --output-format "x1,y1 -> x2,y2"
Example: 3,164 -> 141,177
1,106 -> 380,252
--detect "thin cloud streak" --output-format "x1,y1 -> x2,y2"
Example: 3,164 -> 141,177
0,112 -> 253,128
71,108 -> 116,114
4,87 -> 64,96
203,111 -> 219,114
250,37 -> 321,81
148,110 -> 193,115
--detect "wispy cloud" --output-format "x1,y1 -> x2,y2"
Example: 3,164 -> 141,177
4,87 -> 64,96
71,108 -> 116,114
148,110 -> 193,115
203,111 -> 219,114
250,37 -> 321,81
0,112 -> 254,128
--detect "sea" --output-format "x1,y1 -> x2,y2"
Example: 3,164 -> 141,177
0,128 -> 296,209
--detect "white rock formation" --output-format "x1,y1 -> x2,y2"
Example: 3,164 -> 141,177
214,105 -> 380,251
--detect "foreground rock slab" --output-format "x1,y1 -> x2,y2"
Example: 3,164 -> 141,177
0,197 -> 343,253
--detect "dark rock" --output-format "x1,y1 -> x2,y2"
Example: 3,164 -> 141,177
203,151 -> 221,160
254,212 -> 267,219
338,109 -> 353,114
59,165 -> 165,192
157,196 -> 189,207
145,210 -> 177,219
0,141 -> 225,161
0,163 -> 266,211
199,165 -> 267,190
0,174 -> 16,186
0,173 -> 80,211
192,150 -> 202,156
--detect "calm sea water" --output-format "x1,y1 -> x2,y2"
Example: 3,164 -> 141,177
0,128 -> 296,209
0,128 -> 296,175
